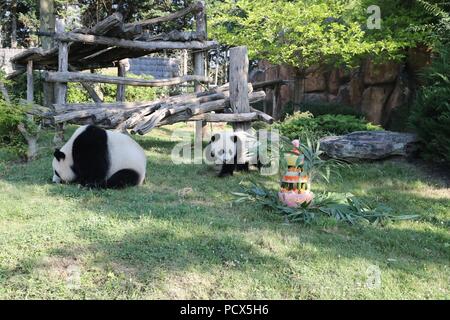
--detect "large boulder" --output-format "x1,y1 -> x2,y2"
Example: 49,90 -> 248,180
320,131 -> 419,160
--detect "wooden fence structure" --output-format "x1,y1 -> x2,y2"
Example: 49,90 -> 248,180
9,1 -> 272,147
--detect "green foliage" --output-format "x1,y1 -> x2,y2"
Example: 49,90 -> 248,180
233,182 -> 418,226
277,112 -> 382,140
277,136 -> 343,186
209,0 -> 434,68
410,45 -> 450,165
0,100 -> 27,157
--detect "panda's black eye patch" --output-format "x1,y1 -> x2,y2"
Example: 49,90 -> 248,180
54,149 -> 65,161
211,133 -> 221,142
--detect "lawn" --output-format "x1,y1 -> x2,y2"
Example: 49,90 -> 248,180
0,124 -> 449,299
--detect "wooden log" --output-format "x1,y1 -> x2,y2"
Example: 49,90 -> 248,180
272,84 -> 281,120
116,59 -> 127,102
139,31 -> 203,42
45,71 -> 211,87
154,113 -> 259,132
54,32 -> 218,51
19,99 -> 54,118
68,65 -> 103,103
54,18 -> 68,145
252,79 -> 289,90
5,68 -> 26,80
26,60 -> 34,103
194,0 -> 207,150
251,107 -> 273,124
145,91 -> 266,131
229,46 -> 250,132
89,12 -> 123,36
124,1 -> 204,28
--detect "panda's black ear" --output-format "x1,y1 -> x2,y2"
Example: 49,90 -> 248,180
54,148 -> 65,161
211,133 -> 220,142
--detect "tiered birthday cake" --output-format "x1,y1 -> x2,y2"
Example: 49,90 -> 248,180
278,140 -> 313,207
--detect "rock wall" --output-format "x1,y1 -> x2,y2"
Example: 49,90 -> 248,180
253,46 -> 431,126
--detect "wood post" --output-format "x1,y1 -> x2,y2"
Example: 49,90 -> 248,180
40,0 -> 56,137
271,84 -> 282,120
194,1 -> 207,163
229,46 -> 250,132
26,60 -> 34,103
116,59 -> 127,102
54,18 -> 68,144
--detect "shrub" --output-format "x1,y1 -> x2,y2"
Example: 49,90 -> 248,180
0,101 -> 27,157
410,46 -> 450,164
277,111 -> 382,140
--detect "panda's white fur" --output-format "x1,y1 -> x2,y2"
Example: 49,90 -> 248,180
206,130 -> 259,177
52,125 -> 146,188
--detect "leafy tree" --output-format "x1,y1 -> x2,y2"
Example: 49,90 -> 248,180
208,0 -> 438,69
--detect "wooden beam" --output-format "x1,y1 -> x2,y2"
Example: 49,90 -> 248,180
116,60 -> 127,102
54,32 -> 218,51
194,1 -> 207,154
139,31 -> 203,42
252,79 -> 289,90
229,46 -> 250,132
26,60 -> 34,103
251,107 -> 273,124
46,71 -> 210,87
124,1 -> 204,29
54,18 -> 67,144
68,65 -> 103,103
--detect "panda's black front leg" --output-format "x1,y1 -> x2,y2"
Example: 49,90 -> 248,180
218,163 -> 236,177
236,162 -> 249,172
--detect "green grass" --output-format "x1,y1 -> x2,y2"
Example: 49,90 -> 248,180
0,124 -> 449,299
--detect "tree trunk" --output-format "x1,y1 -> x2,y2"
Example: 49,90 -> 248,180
11,0 -> 18,48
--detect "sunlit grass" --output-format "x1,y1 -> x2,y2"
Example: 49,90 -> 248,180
0,124 -> 448,299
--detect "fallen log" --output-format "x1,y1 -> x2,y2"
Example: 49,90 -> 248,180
19,99 -> 54,118
134,91 -> 266,134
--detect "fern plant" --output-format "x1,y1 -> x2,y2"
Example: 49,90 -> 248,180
232,181 -> 418,226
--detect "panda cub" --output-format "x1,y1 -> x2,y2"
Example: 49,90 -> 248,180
52,125 -> 146,188
207,131 -> 260,177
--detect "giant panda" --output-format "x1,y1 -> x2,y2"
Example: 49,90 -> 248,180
52,125 -> 147,188
206,130 -> 261,177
